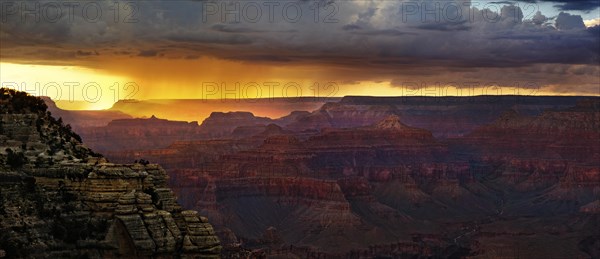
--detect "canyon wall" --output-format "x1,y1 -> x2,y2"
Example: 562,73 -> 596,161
0,89 -> 222,258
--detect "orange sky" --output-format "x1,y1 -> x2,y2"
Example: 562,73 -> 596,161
1,57 -> 598,110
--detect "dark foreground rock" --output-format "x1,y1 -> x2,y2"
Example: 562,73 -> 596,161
0,88 -> 221,258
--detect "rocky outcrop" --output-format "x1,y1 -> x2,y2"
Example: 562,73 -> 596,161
0,89 -> 221,258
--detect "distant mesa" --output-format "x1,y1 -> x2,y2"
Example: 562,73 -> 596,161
258,124 -> 291,136
107,116 -> 198,127
374,115 -> 411,130
107,98 -> 338,123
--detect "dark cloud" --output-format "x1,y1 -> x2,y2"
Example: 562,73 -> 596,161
76,50 -> 99,56
548,0 -> 599,12
351,29 -> 418,37
166,34 -> 254,45
184,55 -> 200,60
211,24 -> 265,33
520,0 -> 599,11
138,50 -> 159,57
0,0 -> 598,94
342,24 -> 362,31
588,25 -> 600,35
555,12 -> 586,30
490,1 -> 518,5
230,55 -> 292,62
2,0 -> 597,69
414,21 -> 470,31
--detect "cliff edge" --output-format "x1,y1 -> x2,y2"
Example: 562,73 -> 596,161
0,89 -> 221,258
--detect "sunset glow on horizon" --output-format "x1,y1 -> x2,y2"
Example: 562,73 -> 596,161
1,0 -> 598,111
2,59 -> 598,112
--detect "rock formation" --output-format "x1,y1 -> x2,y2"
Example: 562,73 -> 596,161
108,98 -> 337,123
198,112 -> 275,139
77,111 -> 303,154
163,98 -> 599,257
0,89 -> 221,258
287,95 -> 587,138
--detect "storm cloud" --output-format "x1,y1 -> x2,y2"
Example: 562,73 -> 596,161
0,0 -> 598,94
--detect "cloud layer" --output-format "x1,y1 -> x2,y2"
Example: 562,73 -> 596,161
1,0 -> 598,95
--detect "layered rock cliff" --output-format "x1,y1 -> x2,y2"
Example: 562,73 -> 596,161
0,89 -> 221,258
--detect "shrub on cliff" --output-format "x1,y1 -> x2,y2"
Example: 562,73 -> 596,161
5,148 -> 26,169
0,88 -> 47,113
